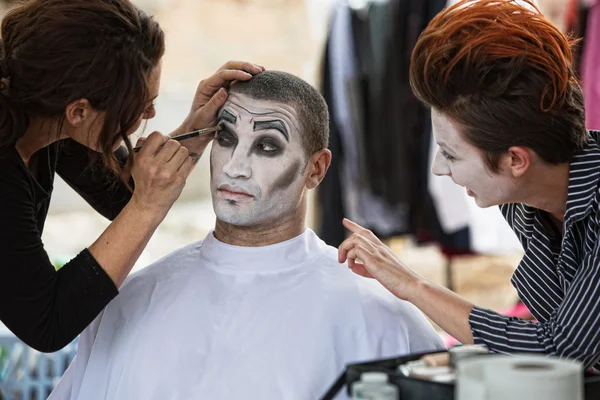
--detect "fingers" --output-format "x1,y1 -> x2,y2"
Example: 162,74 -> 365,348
346,247 -> 375,279
192,88 -> 229,128
143,141 -> 195,179
137,131 -> 168,156
154,138 -> 183,164
339,238 -> 379,282
342,218 -> 383,245
348,245 -> 375,278
188,61 -> 264,130
168,145 -> 190,169
346,245 -> 364,268
217,61 -> 264,74
197,70 -> 253,95
197,63 -> 263,97
178,154 -> 196,176
338,232 -> 377,263
135,137 -> 147,147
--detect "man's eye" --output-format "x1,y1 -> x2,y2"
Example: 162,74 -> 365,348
255,140 -> 280,154
216,133 -> 236,147
256,142 -> 278,153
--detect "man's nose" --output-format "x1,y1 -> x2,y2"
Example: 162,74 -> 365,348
222,151 -> 251,179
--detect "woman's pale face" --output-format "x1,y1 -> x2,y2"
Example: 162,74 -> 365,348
430,108 -> 518,208
210,93 -> 308,227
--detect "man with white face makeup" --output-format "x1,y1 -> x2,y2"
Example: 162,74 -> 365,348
211,89 -> 310,235
49,71 -> 443,400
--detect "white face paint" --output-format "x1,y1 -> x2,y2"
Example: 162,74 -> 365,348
210,93 -> 307,227
430,108 -> 518,208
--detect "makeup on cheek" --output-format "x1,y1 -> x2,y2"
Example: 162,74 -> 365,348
269,159 -> 303,193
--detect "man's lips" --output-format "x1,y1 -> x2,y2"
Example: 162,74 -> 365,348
219,189 -> 253,197
217,185 -> 254,199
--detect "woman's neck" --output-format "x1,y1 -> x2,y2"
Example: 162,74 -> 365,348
521,162 -> 570,222
16,117 -> 66,164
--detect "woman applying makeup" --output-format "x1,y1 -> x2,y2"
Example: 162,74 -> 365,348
0,0 -> 262,352
339,0 -> 600,368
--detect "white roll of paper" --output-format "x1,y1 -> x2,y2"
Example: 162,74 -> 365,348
456,355 -> 490,400
456,355 -> 583,400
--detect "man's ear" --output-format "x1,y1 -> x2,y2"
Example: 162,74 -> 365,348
305,149 -> 332,190
64,98 -> 95,127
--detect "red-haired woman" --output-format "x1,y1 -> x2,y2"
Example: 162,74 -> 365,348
339,0 -> 600,367
0,0 -> 262,352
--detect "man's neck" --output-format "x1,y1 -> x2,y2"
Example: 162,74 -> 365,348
213,211 -> 306,247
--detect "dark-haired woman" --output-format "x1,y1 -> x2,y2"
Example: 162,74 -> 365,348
339,0 -> 600,368
0,0 -> 263,352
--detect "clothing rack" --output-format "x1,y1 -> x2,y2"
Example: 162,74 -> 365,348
317,0 -> 468,255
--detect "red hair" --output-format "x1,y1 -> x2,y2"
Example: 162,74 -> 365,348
410,0 -> 587,171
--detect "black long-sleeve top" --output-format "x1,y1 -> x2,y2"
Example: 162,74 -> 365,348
469,130 -> 600,369
0,139 -> 132,352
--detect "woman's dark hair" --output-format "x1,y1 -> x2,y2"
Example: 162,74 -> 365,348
0,0 -> 165,180
410,0 -> 587,173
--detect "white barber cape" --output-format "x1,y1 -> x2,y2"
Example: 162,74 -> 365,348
50,229 -> 443,400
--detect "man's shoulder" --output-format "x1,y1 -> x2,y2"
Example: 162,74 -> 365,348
315,235 -> 441,335
351,277 -> 422,320
314,243 -> 443,352
313,238 -> 421,314
118,240 -> 205,297
80,240 -> 208,347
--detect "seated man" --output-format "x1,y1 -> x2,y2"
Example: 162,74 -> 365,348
49,71 -> 444,400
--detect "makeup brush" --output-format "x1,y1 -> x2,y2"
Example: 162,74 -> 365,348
132,125 -> 222,153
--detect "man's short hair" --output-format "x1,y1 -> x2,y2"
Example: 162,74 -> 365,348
230,71 -> 329,157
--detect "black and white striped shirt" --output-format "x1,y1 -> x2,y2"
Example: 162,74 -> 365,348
469,130 -> 600,368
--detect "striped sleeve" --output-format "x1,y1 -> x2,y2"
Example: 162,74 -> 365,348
469,243 -> 600,368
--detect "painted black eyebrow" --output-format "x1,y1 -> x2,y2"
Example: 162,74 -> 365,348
253,120 -> 289,142
219,109 -> 237,124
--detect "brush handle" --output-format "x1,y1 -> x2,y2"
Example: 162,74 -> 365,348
132,126 -> 220,153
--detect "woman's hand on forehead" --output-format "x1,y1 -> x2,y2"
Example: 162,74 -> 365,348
185,61 -> 265,130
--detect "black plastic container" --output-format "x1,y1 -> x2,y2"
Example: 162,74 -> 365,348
320,351 -> 600,400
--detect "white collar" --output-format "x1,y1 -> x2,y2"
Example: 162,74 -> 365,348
199,228 -> 326,273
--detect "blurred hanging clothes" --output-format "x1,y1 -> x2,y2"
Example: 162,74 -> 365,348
318,22 -> 347,247
321,0 -> 411,244
381,0 -> 450,241
319,0 -> 524,255
318,0 -> 447,246
358,0 -> 447,230
582,0 -> 600,130
570,0 -> 589,76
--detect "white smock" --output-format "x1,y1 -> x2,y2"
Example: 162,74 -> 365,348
50,229 -> 444,400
